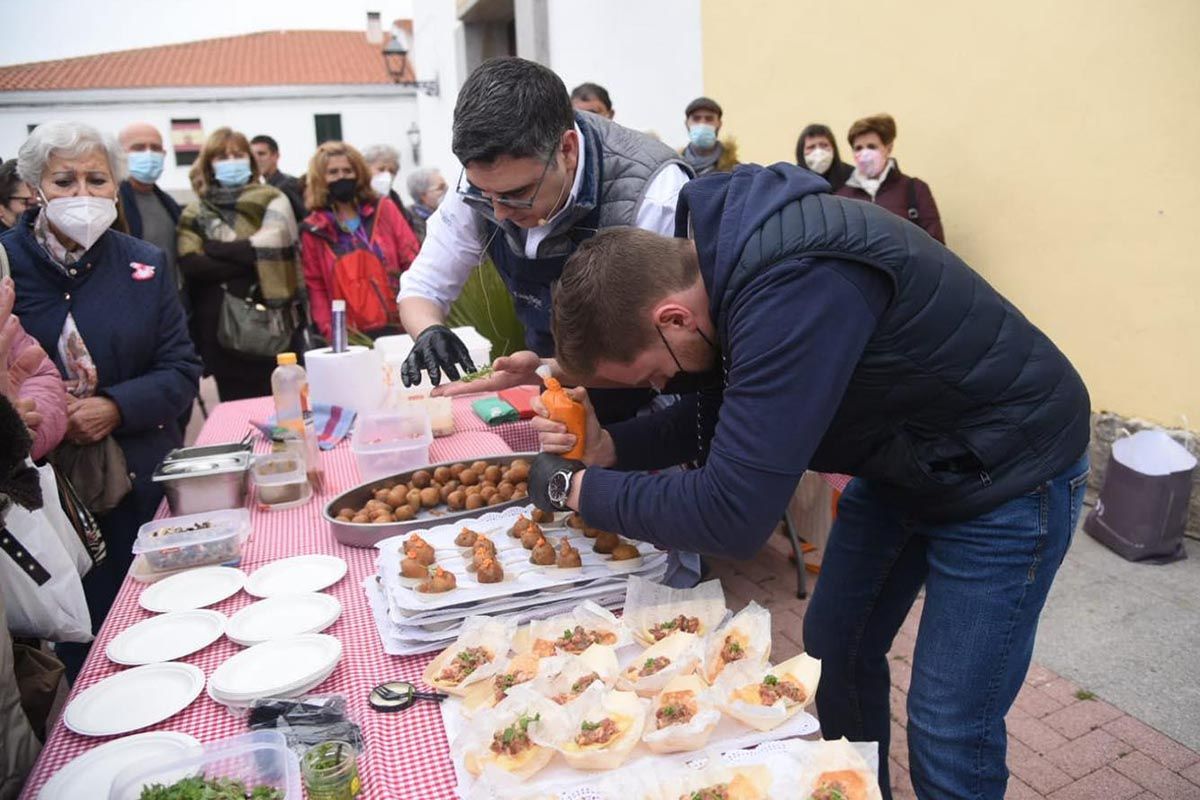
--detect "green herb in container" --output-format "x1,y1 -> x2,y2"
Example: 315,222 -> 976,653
302,741 -> 361,799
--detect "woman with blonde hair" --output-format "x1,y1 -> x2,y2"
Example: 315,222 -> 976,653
835,113 -> 944,243
300,140 -> 418,339
177,127 -> 300,399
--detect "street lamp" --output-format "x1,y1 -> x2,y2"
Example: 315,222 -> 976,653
382,33 -> 440,97
407,122 -> 422,166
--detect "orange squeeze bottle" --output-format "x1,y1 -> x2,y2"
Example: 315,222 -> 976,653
540,377 -> 587,460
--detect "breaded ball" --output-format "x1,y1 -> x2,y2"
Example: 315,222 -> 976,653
592,530 -> 619,554
465,494 -> 485,510
419,487 -> 440,508
433,466 -> 452,484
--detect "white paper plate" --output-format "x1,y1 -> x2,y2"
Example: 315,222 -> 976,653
209,633 -> 342,700
63,663 -> 205,737
206,658 -> 340,707
38,731 -> 200,799
137,566 -> 246,613
225,593 -> 342,646
106,610 -> 227,665
245,555 -> 347,598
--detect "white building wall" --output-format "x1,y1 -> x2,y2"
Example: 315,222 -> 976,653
544,0 -> 704,151
409,0 -> 706,180
0,91 -> 419,200
411,0 -> 468,187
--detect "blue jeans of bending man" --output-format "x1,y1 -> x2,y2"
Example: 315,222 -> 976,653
803,453 -> 1089,800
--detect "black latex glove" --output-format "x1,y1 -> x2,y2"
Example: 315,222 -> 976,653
529,453 -> 585,513
401,324 -> 477,387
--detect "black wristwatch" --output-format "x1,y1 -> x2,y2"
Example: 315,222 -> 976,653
530,454 -> 586,514
547,465 -> 578,511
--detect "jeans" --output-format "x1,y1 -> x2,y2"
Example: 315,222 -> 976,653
803,454 -> 1089,799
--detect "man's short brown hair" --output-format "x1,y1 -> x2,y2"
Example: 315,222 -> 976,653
847,113 -> 897,147
553,227 -> 698,378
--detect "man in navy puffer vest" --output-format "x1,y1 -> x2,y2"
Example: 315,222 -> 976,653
527,163 -> 1091,799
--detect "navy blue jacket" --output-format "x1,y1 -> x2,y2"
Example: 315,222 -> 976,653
580,164 -> 1089,558
1,211 -> 202,486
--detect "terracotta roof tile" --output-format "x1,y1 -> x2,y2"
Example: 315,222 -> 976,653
0,29 -> 415,92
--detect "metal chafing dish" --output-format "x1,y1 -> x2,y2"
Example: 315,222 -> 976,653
153,443 -> 252,516
325,453 -> 536,548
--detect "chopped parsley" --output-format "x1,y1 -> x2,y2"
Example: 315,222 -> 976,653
580,720 -> 601,732
762,674 -> 779,686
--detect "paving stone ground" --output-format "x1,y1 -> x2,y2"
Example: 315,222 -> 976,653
709,533 -> 1200,800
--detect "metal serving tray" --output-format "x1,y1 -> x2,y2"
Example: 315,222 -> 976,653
324,452 -> 537,548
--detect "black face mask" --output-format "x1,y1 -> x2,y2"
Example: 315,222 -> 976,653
328,177 -> 357,203
657,326 -> 723,395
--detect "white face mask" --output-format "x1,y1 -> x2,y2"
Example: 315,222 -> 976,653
370,171 -> 394,197
804,147 -> 834,175
43,195 -> 117,250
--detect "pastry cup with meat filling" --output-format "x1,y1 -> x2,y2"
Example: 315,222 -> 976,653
618,631 -> 702,697
671,763 -> 773,800
458,688 -> 570,780
462,652 -> 560,714
623,576 -> 728,647
475,556 -> 505,584
715,653 -> 821,732
517,601 -> 629,657
702,600 -> 771,683
641,673 -> 720,754
802,737 -> 883,800
532,643 -> 621,706
423,616 -> 515,695
556,688 -> 647,771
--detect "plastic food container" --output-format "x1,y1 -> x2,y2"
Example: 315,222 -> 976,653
374,325 -> 491,391
131,508 -> 251,573
350,407 -> 432,483
253,452 -> 313,509
108,730 -> 301,800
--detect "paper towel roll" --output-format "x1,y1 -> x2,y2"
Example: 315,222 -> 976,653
305,346 -> 383,415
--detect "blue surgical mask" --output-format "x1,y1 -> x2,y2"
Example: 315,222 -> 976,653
213,157 -> 252,187
688,124 -> 718,150
127,150 -> 165,184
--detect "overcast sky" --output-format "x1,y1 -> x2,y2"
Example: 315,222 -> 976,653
0,0 -> 414,66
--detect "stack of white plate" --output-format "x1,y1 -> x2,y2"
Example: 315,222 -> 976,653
207,634 -> 342,706
225,593 -> 342,646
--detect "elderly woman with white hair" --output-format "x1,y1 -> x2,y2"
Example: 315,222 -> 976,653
0,121 -> 202,677
404,167 -> 448,241
362,143 -> 424,239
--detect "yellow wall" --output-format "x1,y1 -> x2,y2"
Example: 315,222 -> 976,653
701,0 -> 1200,426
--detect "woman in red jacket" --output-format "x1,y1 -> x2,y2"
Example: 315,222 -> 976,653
835,113 -> 945,244
300,141 -> 420,339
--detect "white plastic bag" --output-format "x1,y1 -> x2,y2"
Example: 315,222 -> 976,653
35,463 -> 91,579
0,461 -> 93,642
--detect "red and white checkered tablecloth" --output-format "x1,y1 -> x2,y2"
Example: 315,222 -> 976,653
449,393 -> 538,454
21,397 -> 524,800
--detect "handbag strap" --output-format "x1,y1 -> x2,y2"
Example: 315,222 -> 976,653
906,178 -> 920,223
0,526 -> 51,586
49,463 -> 107,569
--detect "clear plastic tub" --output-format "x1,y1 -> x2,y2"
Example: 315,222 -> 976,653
253,451 -> 313,509
351,406 -> 432,483
131,508 -> 251,573
374,325 -> 491,390
108,730 -> 301,800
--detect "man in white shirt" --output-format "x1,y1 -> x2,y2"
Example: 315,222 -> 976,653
398,57 -> 691,424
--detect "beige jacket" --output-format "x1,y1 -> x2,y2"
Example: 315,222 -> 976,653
0,586 -> 41,800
